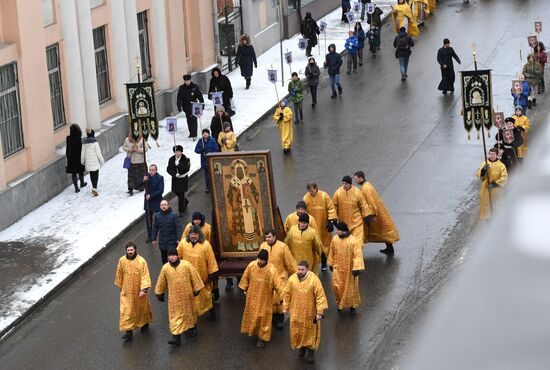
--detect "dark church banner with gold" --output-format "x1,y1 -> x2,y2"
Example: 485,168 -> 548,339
125,82 -> 159,141
461,69 -> 493,139
207,151 -> 279,258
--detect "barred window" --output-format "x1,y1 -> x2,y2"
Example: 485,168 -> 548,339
137,11 -> 152,80
46,44 -> 66,130
93,26 -> 111,104
0,63 -> 24,158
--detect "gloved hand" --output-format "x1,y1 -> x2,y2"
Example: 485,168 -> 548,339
279,112 -> 284,120
352,270 -> 360,277
156,294 -> 165,302
193,290 -> 200,297
208,274 -> 216,283
480,165 -> 489,177
326,222 -> 334,232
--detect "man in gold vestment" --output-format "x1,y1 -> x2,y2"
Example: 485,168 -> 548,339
260,229 -> 297,329
155,249 -> 204,346
177,226 -> 219,319
392,0 -> 420,36
284,214 -> 324,275
283,260 -> 328,364
284,200 -> 319,233
328,223 -> 365,316
354,171 -> 400,254
333,176 -> 373,242
303,183 -> 337,271
114,242 -> 153,341
476,148 -> 508,220
239,249 -> 284,348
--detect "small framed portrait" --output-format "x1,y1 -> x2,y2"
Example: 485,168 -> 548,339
512,79 -> 523,94
267,69 -> 277,83
346,11 -> 355,24
166,117 -> 177,134
284,51 -> 293,64
535,21 -> 542,33
492,112 -> 504,129
298,38 -> 308,50
367,3 -> 375,14
192,102 -> 203,118
211,91 -> 223,107
319,21 -> 327,33
353,1 -> 361,13
527,35 -> 538,48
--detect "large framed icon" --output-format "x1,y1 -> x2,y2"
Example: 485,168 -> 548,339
207,151 -> 282,258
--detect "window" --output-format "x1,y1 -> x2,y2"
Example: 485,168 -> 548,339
42,0 -> 54,26
46,44 -> 66,130
93,26 -> 111,104
137,11 -> 152,80
0,63 -> 24,158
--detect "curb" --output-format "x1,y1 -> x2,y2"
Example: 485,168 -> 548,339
0,7 -> 393,342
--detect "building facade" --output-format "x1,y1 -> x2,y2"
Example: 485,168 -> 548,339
0,0 -> 217,229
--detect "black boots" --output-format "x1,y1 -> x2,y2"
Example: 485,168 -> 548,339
72,173 -> 87,193
321,253 -> 328,271
72,176 -> 80,193
209,307 -> 216,321
140,323 -> 149,332
533,98 -> 537,107
380,243 -> 395,254
225,278 -> 234,292
256,339 -> 265,348
245,78 -> 251,89
305,349 -> 315,363
275,313 -> 284,329
121,330 -> 133,341
350,307 -> 356,316
338,86 -> 343,96
298,347 -> 307,358
168,334 -> 181,346
79,173 -> 87,188
188,326 -> 197,337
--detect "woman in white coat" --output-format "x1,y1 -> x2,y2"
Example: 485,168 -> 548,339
81,129 -> 105,196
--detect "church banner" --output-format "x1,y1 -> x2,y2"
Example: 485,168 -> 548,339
125,82 -> 159,141
460,69 -> 493,138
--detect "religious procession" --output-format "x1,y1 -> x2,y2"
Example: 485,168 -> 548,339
0,1 -> 548,369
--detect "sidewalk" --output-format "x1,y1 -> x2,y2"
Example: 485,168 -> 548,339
0,3 -> 393,336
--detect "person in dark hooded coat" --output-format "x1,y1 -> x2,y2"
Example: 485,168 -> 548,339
300,12 -> 320,57
167,145 -> 190,216
210,106 -> 234,145
208,67 -> 234,116
235,34 -> 257,89
66,124 -> 87,193
324,43 -> 343,98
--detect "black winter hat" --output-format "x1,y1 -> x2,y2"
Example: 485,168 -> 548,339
298,214 -> 310,223
296,201 -> 307,210
257,249 -> 269,262
167,249 -> 178,256
173,145 -> 183,153
342,176 -> 352,185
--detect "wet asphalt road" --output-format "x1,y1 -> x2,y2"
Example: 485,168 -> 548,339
1,1 -> 548,369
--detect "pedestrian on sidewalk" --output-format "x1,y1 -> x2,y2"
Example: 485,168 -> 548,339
273,99 -> 293,153
288,72 -> 305,124
393,27 -> 415,81
437,38 -> 461,94
300,12 -> 320,58
476,148 -> 508,220
239,249 -> 284,348
235,34 -> 257,90
194,129 -> 219,193
65,124 -> 87,193
345,31 -> 359,74
177,226 -> 219,320
341,0 -> 351,23
143,164 -> 164,242
210,106 -> 233,145
123,135 -> 148,196
354,171 -> 400,254
152,200 -> 183,265
324,44 -> 343,98
534,42 -> 547,93
80,129 -> 104,197
177,74 -> 204,140
305,57 -> 320,108
522,54 -> 542,107
218,122 -> 237,152
115,241 -> 153,342
208,67 -> 235,116
354,23 -> 366,66
366,25 -> 381,58
166,145 -> 190,216
154,249 -> 204,346
327,222 -> 364,316
282,260 -> 328,364
511,76 -> 530,113
259,229 -> 297,330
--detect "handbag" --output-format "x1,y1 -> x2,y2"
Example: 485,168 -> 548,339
123,154 -> 131,169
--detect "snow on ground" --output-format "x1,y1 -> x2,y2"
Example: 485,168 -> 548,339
0,3 -> 392,333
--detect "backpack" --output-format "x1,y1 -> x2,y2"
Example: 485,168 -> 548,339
396,35 -> 408,50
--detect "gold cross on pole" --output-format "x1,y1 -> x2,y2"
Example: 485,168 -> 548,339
470,42 -> 477,59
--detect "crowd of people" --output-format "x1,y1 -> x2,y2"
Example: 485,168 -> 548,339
115,168 -> 400,363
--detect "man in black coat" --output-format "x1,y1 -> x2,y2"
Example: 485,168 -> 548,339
177,74 -> 204,139
235,34 -> 257,89
324,43 -> 343,98
393,27 -> 415,81
300,12 -> 320,57
152,200 -> 183,264
208,67 -> 234,116
437,38 -> 461,94
166,145 -> 190,216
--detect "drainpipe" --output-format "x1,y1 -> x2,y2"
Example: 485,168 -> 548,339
212,0 -> 221,65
